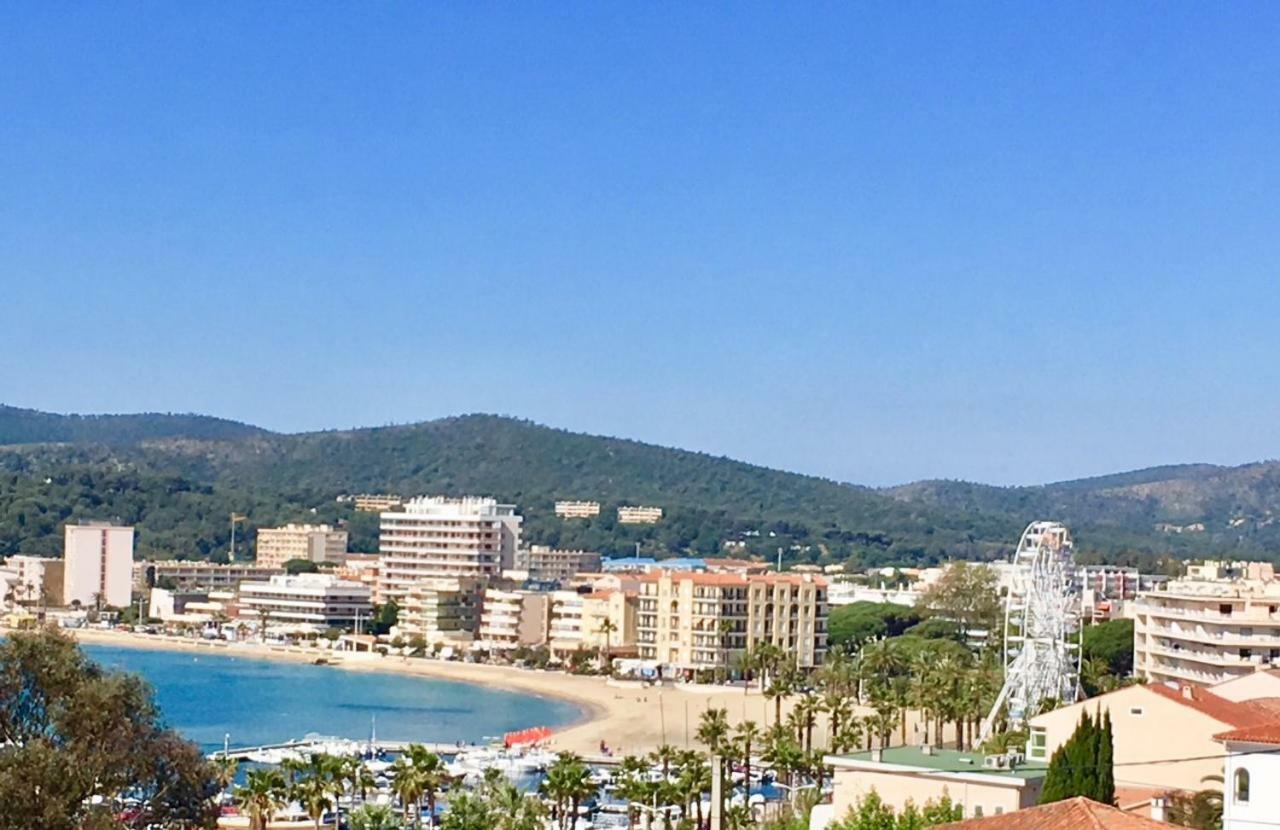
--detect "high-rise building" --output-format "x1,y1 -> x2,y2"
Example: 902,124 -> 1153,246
477,588 -> 549,650
63,523 -> 133,608
377,496 -> 522,603
637,571 -> 827,673
255,524 -> 349,569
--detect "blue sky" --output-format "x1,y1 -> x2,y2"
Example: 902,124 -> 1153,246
2,4 -> 1279,487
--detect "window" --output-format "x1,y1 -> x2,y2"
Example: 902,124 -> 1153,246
1028,727 -> 1048,760
1129,707 -> 1144,717
973,807 -> 983,818
1235,768 -> 1250,804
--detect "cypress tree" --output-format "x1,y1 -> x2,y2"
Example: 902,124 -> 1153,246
1096,709 -> 1115,805
1040,710 -> 1103,805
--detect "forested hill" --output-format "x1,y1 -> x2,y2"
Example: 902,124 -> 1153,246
0,406 -> 1277,566
0,405 -> 265,445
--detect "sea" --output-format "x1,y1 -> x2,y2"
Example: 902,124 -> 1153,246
83,644 -> 583,754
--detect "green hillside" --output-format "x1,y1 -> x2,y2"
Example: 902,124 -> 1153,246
0,406 -> 1277,567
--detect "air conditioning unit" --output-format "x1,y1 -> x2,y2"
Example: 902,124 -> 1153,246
983,754 -> 1010,770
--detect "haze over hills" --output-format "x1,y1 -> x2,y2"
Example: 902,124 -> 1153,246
0,404 -> 1276,565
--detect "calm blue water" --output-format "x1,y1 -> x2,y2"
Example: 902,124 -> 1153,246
83,644 -> 582,753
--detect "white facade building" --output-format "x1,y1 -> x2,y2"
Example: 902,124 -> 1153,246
554,501 -> 600,519
255,524 -> 348,569
377,496 -> 522,603
1218,725 -> 1280,830
238,573 -> 372,630
617,506 -> 663,524
63,523 -> 134,608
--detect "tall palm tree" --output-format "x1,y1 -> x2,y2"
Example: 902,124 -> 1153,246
439,792 -> 490,830
676,750 -> 711,829
404,744 -> 449,826
822,688 -> 852,749
389,757 -> 425,827
651,743 -> 680,781
597,618 -> 618,672
696,707 -> 730,755
235,768 -> 288,830
734,720 -> 762,798
542,753 -> 594,830
614,755 -> 652,830
211,754 -> 240,801
293,775 -> 334,830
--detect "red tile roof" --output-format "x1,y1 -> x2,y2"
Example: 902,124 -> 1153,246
1144,683 -> 1274,728
1214,722 -> 1280,745
935,797 -> 1167,829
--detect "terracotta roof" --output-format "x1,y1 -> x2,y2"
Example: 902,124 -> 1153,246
638,571 -> 827,587
1214,722 -> 1280,745
935,797 -> 1167,829
1144,683 -> 1273,728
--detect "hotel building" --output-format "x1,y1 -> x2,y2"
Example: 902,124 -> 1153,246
397,577 -> 485,646
63,522 -> 134,608
618,506 -> 663,524
1134,565 -> 1280,686
255,524 -> 349,569
554,500 -> 600,519
514,546 -> 602,583
377,496 -> 522,603
636,571 -> 828,673
238,573 -> 372,630
5,554 -> 65,607
477,588 -> 549,650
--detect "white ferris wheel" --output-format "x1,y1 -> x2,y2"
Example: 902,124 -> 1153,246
980,520 -> 1082,741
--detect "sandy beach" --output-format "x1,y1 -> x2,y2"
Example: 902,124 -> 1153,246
66,628 -> 823,757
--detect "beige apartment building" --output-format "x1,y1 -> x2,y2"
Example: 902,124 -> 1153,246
477,588 -> 549,650
618,505 -> 663,524
515,546 -> 602,582
351,494 -> 404,512
397,577 -> 485,646
548,588 -> 637,656
1134,571 -> 1280,686
64,522 -> 134,608
636,571 -> 827,673
5,554 -> 65,607
554,500 -> 600,519
255,524 -> 349,569
377,496 -> 523,603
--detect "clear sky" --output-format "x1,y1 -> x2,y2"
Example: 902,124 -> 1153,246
3,4 -> 1279,487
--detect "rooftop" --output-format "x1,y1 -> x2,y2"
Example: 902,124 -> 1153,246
827,746 -> 1047,781
1214,721 -> 1280,745
935,797 -> 1166,829
1145,682 -> 1278,728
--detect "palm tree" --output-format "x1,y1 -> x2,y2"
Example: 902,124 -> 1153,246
402,744 -> 448,826
349,803 -> 404,830
614,755 -> 653,829
734,720 -> 762,799
390,757 -> 425,827
542,753 -> 594,830
676,750 -> 711,828
696,706 -> 730,755
597,618 -> 618,672
761,724 -> 805,792
832,717 -> 864,754
717,619 -> 736,680
723,802 -> 754,830
439,792 -> 490,830
488,781 -> 547,830
235,768 -> 288,830
822,688 -> 852,749
211,754 -> 240,800
293,775 -> 334,830
651,743 -> 680,781
793,692 -> 821,752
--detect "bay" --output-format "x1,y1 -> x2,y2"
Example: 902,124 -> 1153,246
84,644 -> 582,753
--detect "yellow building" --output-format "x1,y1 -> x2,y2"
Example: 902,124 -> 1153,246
554,501 -> 600,519
397,577 -> 485,646
548,588 -> 637,657
618,506 -> 663,524
255,524 -> 349,570
636,571 -> 827,673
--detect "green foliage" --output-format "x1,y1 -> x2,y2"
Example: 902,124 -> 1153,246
368,601 -> 398,636
1040,709 -> 1115,805
1082,618 -> 1134,677
829,791 -> 963,830
284,558 -> 319,575
915,563 -> 1001,637
828,603 -> 923,652
0,628 -> 219,830
349,803 -> 404,830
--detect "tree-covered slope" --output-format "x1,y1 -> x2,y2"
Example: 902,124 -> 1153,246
0,404 -> 266,446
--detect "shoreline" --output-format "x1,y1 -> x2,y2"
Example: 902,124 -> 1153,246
63,628 -> 795,756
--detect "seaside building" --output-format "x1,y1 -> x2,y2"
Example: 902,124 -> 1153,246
397,577 -> 485,646
377,496 -> 522,603
238,573 -> 372,631
333,554 -> 381,600
255,524 -> 349,569
617,505 -> 663,524
477,587 -> 549,650
554,500 -> 600,519
514,545 -> 602,583
548,587 -> 637,657
63,522 -> 134,608
4,554 -> 65,607
636,571 -> 827,674
134,560 -> 284,592
1027,681 -> 1278,793
1133,567 -> 1280,686
148,587 -> 235,624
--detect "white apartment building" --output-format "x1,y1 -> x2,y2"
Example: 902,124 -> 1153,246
238,573 -> 372,630
4,554 -> 64,607
377,496 -> 522,603
618,505 -> 663,524
554,500 -> 600,519
255,524 -> 348,569
397,577 -> 485,646
1218,724 -> 1280,830
64,523 -> 134,608
134,560 -> 284,591
477,588 -> 548,650
1134,571 -> 1280,686
514,546 -> 602,582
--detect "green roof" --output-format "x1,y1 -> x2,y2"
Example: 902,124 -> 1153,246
829,746 -> 1049,780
